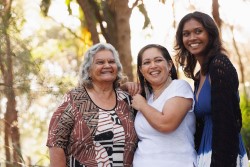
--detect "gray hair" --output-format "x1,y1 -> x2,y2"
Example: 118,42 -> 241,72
78,43 -> 125,88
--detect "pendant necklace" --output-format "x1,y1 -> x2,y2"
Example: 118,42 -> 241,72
153,77 -> 172,100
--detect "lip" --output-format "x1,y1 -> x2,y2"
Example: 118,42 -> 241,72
101,71 -> 113,74
149,71 -> 160,76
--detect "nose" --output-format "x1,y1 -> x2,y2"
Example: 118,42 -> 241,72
103,61 -> 112,68
149,61 -> 157,68
189,33 -> 197,40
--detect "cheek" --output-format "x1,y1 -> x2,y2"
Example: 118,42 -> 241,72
182,38 -> 188,47
139,67 -> 147,76
114,65 -> 118,71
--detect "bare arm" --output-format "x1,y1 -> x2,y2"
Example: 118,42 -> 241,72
49,147 -> 67,167
131,94 -> 192,133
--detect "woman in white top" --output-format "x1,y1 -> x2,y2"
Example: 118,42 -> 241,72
131,44 -> 197,167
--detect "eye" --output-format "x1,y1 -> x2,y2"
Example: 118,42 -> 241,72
182,31 -> 189,37
108,60 -> 116,64
155,58 -> 163,63
195,28 -> 202,34
96,60 -> 104,65
142,61 -> 150,65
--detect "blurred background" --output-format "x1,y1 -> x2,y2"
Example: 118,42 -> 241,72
0,0 -> 250,166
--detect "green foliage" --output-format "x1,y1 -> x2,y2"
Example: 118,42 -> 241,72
0,0 -> 38,96
240,95 -> 250,157
65,0 -> 73,15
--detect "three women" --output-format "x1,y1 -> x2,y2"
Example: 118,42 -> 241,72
47,11 -> 249,167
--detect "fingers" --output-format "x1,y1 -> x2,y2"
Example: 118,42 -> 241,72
131,93 -> 146,111
127,82 -> 141,96
137,84 -> 142,94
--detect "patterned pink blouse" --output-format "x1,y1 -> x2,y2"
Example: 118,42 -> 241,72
47,87 -> 137,167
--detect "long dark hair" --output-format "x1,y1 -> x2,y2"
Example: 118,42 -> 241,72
137,44 -> 178,98
174,11 -> 226,80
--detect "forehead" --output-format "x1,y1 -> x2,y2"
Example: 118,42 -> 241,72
183,19 -> 203,30
93,49 -> 114,60
142,48 -> 163,59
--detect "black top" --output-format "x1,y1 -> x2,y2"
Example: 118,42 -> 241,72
194,54 -> 242,167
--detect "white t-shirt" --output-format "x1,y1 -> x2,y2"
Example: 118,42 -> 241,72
133,79 -> 197,167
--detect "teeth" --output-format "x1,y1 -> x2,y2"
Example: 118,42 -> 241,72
150,71 -> 159,75
190,43 -> 199,47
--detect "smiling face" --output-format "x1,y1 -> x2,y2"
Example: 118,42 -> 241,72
139,47 -> 172,88
182,18 -> 209,58
89,49 -> 118,85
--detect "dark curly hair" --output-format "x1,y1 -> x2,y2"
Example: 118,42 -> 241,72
174,11 -> 226,80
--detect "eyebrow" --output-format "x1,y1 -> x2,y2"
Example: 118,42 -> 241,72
143,56 -> 163,60
95,58 -> 115,61
183,26 -> 204,31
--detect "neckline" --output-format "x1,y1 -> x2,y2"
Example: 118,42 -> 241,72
195,74 -> 210,102
152,79 -> 173,101
84,87 -> 117,111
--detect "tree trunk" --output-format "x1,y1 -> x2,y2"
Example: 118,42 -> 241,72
1,0 -> 22,166
212,0 -> 222,29
77,0 -> 100,44
79,0 -> 134,81
111,0 -> 134,81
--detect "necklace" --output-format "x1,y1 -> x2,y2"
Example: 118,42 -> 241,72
153,77 -> 172,100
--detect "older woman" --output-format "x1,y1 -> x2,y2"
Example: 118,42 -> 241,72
46,43 -> 138,167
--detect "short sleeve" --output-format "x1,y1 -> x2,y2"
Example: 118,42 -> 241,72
156,79 -> 194,112
46,93 -> 75,149
173,80 -> 194,100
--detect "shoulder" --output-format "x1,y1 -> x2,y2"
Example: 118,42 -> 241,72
209,54 -> 239,89
116,88 -> 132,100
116,88 -> 129,95
172,79 -> 192,89
170,79 -> 194,99
209,54 -> 238,79
71,86 -> 86,93
65,86 -> 88,101
209,54 -> 235,72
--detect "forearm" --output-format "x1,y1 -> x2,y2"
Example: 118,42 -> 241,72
49,147 -> 67,167
139,104 -> 173,132
141,97 -> 192,133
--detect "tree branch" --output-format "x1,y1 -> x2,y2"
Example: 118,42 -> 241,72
48,15 -> 86,42
131,0 -> 140,9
